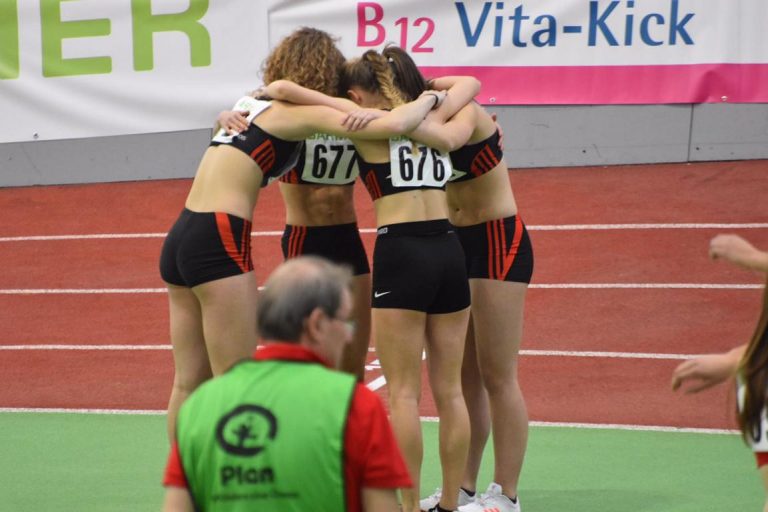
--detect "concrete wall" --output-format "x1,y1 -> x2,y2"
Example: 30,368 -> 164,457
2,104 -> 767,187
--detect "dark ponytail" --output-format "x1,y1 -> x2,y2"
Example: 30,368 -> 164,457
381,45 -> 427,101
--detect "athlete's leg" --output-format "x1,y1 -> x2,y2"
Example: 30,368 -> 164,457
471,279 -> 528,497
165,283 -> 212,441
426,307 -> 471,511
192,271 -> 259,375
340,273 -> 372,380
461,314 -> 491,493
374,308 -> 427,512
760,465 -> 768,512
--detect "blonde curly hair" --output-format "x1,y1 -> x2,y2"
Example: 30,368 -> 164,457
262,27 -> 345,96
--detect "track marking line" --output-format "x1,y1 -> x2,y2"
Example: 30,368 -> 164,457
1,283 -> 762,295
0,344 -> 173,350
520,349 -> 701,360
0,407 -> 739,435
0,345 -> 709,362
531,283 -> 763,289
0,288 -> 167,294
419,416 -> 739,435
3,222 -> 768,242
0,407 -> 166,415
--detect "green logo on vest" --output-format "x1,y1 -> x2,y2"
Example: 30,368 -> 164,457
216,404 -> 278,457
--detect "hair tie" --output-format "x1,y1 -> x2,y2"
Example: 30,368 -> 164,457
387,57 -> 394,63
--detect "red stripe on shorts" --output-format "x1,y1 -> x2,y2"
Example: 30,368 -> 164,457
215,213 -> 251,273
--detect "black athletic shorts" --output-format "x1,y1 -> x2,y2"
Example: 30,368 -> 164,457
281,223 -> 370,276
159,209 -> 253,287
372,219 -> 470,313
456,215 -> 534,283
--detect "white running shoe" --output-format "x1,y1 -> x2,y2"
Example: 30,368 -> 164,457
457,482 -> 520,512
419,487 -> 475,511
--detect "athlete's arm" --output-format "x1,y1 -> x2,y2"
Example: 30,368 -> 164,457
288,92 -> 443,140
265,79 -> 359,113
426,75 -> 481,122
161,487 -> 194,512
671,344 -> 747,394
408,103 -> 477,153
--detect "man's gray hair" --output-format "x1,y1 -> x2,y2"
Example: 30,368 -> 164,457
257,256 -> 353,341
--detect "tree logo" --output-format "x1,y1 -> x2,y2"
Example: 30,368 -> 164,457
216,404 -> 278,457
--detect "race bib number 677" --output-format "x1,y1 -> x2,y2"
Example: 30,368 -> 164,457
389,138 -> 452,188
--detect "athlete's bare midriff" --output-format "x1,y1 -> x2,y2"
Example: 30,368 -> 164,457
185,145 -> 263,220
447,164 -> 517,227
279,182 -> 357,226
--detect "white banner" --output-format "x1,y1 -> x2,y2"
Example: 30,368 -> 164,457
0,0 -> 269,143
270,0 -> 768,105
2,0 -> 768,143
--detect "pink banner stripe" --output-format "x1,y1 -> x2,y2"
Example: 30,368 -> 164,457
419,64 -> 768,105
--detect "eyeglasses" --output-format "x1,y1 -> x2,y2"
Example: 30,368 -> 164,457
330,313 -> 356,336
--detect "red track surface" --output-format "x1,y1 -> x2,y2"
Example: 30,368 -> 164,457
2,161 -> 767,430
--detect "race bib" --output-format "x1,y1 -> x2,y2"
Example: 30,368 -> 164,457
388,138 -> 452,188
737,376 -> 768,451
211,96 -> 271,143
300,135 -> 360,185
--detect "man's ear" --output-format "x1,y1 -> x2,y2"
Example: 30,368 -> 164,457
304,307 -> 326,341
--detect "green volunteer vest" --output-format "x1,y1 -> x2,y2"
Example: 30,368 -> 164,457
177,358 -> 357,512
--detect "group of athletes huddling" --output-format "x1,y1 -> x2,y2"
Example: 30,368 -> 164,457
159,27 -> 534,512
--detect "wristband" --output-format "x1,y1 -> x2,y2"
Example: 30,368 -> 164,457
422,92 -> 441,110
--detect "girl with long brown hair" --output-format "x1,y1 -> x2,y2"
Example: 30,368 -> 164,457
672,234 -> 768,511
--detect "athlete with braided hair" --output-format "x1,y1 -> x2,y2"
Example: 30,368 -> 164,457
342,46 -> 534,512
259,47 -> 480,512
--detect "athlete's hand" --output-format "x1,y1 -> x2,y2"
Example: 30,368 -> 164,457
671,353 -> 739,394
217,110 -> 249,134
709,234 -> 768,272
342,108 -> 386,131
491,113 -> 505,151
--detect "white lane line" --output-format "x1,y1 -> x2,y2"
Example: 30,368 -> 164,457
0,344 -> 172,350
1,283 -> 761,295
520,349 -> 698,360
2,222 -> 768,242
0,407 -> 739,435
0,288 -> 167,294
530,283 -> 763,289
528,223 -> 768,231
420,416 -> 739,435
0,345 -> 705,362
0,407 -> 166,415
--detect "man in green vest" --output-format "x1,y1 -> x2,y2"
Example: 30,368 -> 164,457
162,256 -> 412,512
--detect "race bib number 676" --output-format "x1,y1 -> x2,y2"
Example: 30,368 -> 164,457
389,138 -> 452,188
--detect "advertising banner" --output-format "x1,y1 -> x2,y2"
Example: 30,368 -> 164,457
270,0 -> 768,105
2,0 -> 766,143
0,0 -> 268,143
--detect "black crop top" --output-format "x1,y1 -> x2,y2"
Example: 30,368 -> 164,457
448,129 -> 503,183
358,138 -> 453,201
210,97 -> 304,187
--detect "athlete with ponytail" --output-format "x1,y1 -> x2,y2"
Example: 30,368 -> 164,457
672,234 -> 768,512
342,48 -> 534,512
259,46 -> 480,512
